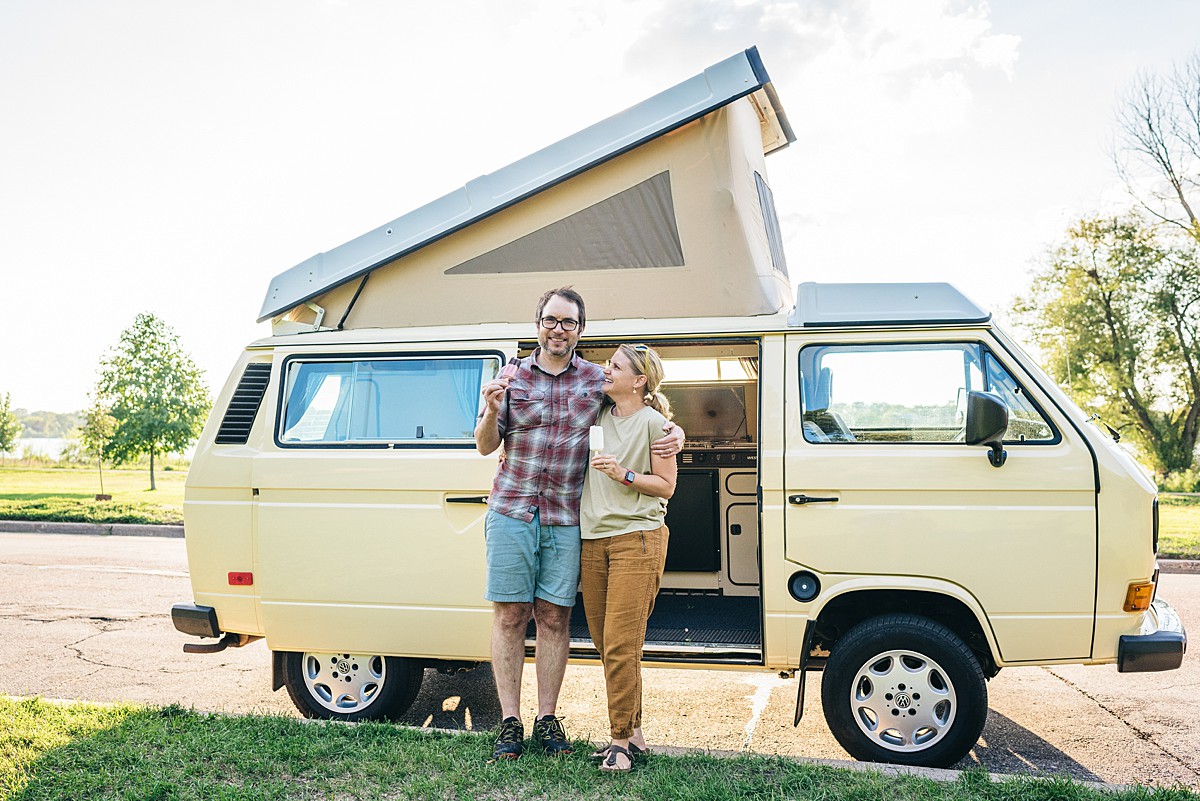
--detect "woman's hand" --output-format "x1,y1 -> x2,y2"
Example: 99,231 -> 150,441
590,453 -> 627,481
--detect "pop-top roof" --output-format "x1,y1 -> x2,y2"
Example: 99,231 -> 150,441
788,282 -> 991,327
258,48 -> 795,324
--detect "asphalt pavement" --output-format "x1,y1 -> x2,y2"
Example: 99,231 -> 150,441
1,531 -> 1196,789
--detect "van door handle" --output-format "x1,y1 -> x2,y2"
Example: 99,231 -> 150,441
446,495 -> 490,504
789,495 -> 839,505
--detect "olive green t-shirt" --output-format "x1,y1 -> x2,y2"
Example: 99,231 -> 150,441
580,405 -> 669,540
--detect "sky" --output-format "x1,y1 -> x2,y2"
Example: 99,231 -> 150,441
2,0 -> 1199,414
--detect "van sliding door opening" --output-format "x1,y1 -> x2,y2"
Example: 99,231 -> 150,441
525,339 -> 764,665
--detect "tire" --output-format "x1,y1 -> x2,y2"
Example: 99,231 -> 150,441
820,614 -> 987,768
282,651 -> 424,722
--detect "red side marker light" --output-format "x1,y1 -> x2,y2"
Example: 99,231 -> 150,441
228,572 -> 254,586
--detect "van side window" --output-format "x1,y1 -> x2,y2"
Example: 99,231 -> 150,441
799,343 -> 1054,445
800,344 -> 979,443
279,356 -> 501,445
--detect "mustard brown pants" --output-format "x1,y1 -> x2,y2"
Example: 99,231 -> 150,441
580,525 -> 669,739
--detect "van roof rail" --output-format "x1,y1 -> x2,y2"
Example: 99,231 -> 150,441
788,282 -> 991,328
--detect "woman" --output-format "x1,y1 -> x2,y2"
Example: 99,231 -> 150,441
580,343 -> 677,773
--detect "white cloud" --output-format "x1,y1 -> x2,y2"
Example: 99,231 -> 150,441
622,0 -> 1019,157
906,71 -> 973,132
973,32 -> 1021,76
866,0 -> 1018,73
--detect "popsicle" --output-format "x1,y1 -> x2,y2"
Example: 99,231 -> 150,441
589,425 -> 604,454
500,357 -> 520,380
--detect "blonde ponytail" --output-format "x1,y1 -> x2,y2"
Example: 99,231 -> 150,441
643,388 -> 672,419
619,344 -> 673,420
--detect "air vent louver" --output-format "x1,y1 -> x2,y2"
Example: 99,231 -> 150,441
214,363 -> 272,445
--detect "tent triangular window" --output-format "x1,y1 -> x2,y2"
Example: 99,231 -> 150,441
445,171 -> 683,275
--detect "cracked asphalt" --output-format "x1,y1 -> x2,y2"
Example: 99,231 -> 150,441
1,532 -> 1195,789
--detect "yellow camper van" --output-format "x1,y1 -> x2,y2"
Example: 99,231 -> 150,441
173,49 -> 1185,768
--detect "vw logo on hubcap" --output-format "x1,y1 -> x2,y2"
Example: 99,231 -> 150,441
338,660 -> 351,673
895,693 -> 912,709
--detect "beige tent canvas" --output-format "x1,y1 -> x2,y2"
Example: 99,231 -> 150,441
260,48 -> 795,333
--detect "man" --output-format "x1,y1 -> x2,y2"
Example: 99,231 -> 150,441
474,286 -> 683,761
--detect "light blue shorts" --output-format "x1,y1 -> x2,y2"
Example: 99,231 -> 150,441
484,509 -> 581,607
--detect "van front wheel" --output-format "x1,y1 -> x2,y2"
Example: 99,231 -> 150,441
283,651 -> 423,721
821,614 -> 986,768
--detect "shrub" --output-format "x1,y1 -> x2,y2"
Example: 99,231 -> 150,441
1161,468 -> 1200,493
56,436 -> 92,467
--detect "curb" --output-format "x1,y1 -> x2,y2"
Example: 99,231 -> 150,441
1159,559 -> 1200,575
0,520 -> 183,538
641,744 -> 1139,792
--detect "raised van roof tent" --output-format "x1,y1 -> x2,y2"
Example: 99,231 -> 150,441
260,48 -> 797,332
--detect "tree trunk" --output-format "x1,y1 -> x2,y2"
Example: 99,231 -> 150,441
149,447 -> 156,492
98,457 -> 105,495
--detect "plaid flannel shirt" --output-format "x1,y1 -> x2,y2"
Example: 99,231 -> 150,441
486,351 -> 606,525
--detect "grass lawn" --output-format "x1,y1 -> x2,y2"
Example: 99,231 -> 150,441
0,467 -> 184,525
2,697 -> 1194,801
1159,498 -> 1200,559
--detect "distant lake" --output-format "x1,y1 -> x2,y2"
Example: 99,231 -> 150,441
1,438 -> 195,461
3,437 -> 69,459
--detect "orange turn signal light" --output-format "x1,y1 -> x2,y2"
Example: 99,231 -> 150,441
1123,581 -> 1154,612
228,572 -> 254,586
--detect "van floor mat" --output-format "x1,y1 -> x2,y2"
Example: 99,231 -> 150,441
525,594 -> 762,648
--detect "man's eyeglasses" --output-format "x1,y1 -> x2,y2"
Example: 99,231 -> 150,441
539,316 -> 580,331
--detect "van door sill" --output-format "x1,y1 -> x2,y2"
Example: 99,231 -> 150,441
523,593 -> 762,664
524,639 -> 762,664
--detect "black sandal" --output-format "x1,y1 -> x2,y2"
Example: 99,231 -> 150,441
600,743 -> 634,773
591,742 -> 647,760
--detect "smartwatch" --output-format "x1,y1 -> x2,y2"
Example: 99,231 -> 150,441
621,470 -> 636,486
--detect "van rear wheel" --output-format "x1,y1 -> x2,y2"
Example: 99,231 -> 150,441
821,614 -> 986,768
283,651 -> 423,721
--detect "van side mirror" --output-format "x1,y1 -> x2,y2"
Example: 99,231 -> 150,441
965,391 -> 1009,467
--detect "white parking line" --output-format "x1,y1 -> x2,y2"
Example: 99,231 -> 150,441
741,673 -> 789,751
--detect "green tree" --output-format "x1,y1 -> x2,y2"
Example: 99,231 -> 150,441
1014,216 -> 1200,478
0,393 -> 22,454
80,402 -> 117,496
95,313 -> 211,490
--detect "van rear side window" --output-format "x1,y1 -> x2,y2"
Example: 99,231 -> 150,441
278,355 -> 501,445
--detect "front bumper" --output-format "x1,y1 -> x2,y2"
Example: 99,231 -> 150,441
1118,598 -> 1187,672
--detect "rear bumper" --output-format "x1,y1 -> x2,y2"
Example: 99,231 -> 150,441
1118,598 -> 1187,672
172,604 -> 221,639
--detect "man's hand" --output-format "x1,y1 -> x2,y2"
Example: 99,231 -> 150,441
474,378 -> 510,455
480,377 -> 511,415
650,420 -> 685,457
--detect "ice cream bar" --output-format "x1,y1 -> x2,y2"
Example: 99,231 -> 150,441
500,357 -> 520,380
589,425 -> 604,453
